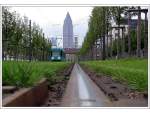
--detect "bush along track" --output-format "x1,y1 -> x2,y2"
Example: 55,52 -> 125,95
80,59 -> 148,106
2,61 -> 74,107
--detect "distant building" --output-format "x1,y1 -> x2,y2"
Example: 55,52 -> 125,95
51,37 -> 57,47
74,36 -> 78,48
110,19 -> 139,42
63,12 -> 74,48
121,19 -> 138,29
111,25 -> 128,41
64,48 -> 80,62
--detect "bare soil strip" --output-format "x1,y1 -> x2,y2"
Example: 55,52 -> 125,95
42,63 -> 74,107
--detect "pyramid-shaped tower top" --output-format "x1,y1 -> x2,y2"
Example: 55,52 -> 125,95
66,12 -> 70,18
63,12 -> 74,48
64,12 -> 72,22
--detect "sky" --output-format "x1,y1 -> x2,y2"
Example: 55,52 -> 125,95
8,6 -> 149,48
10,7 -> 93,48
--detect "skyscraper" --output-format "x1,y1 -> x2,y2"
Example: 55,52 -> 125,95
74,36 -> 78,48
63,12 -> 74,48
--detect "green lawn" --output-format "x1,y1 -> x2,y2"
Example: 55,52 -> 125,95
2,61 -> 71,87
80,58 -> 148,91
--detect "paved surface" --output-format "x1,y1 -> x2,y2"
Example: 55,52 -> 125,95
61,63 -> 112,107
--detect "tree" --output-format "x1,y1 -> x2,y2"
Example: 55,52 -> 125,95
137,6 -> 141,57
2,7 -> 51,61
80,7 -> 112,60
110,6 -> 129,58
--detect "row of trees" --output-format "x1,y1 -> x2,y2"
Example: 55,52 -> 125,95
79,6 -> 148,60
2,7 -> 51,61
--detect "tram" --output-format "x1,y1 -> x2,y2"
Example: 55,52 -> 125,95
50,48 -> 65,61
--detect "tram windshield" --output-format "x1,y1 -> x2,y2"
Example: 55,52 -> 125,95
52,51 -> 60,57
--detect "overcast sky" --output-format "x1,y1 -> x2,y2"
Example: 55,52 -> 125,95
10,7 -> 93,48
9,6 -> 148,48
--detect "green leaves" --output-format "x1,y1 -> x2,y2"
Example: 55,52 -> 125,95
80,7 -> 105,55
79,6 -> 138,57
80,7 -> 112,56
2,7 -> 52,61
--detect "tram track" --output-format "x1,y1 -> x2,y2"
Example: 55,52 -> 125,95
61,63 -> 112,107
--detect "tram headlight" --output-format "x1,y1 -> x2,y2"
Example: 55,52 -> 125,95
51,57 -> 54,60
58,56 -> 61,60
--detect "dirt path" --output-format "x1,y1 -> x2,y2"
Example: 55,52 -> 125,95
61,63 -> 112,107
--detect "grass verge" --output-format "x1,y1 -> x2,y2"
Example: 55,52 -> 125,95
2,61 -> 71,87
80,58 -> 148,92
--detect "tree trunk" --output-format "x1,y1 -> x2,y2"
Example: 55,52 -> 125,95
95,40 -> 97,60
102,35 -> 106,60
29,20 -> 32,61
102,8 -> 106,60
110,30 -> 113,58
117,7 -> 121,58
106,33 -> 109,58
144,12 -> 148,58
122,28 -> 125,57
98,38 -> 101,60
90,46 -> 93,60
128,13 -> 131,56
137,7 -> 141,57
100,37 -> 103,59
106,9 -> 109,59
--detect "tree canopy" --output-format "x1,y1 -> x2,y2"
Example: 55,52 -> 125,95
2,7 -> 51,61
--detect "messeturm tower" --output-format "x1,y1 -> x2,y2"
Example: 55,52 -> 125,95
63,12 -> 74,48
